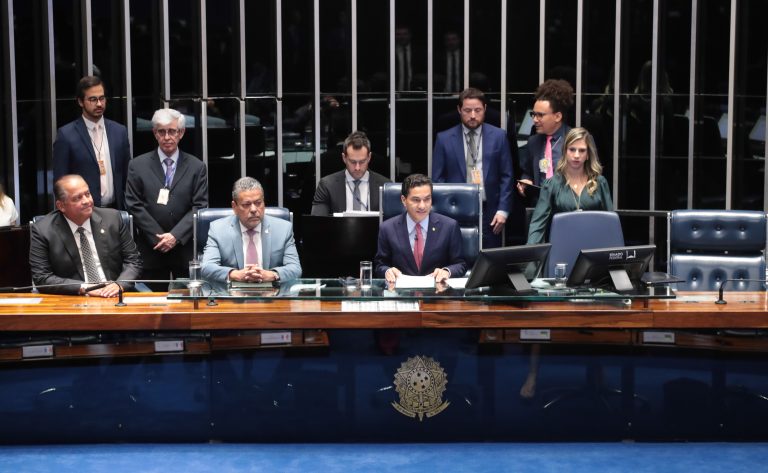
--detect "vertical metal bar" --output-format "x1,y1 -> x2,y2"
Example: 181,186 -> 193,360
44,0 -> 56,181
500,0 -> 507,130
427,0 -> 434,177
276,0 -> 284,203
463,0 -> 469,89
239,0 -> 246,177
687,0 -> 697,209
351,0 -> 357,130
161,0 -> 170,103
3,0 -> 19,206
389,0 -> 395,181
122,0 -> 133,155
649,0 -> 659,247
312,0 -> 320,192
725,0 -> 737,209
539,0 -> 545,83
575,0 -> 583,127
83,0 -> 92,75
612,0 -> 621,207
200,0 -> 208,165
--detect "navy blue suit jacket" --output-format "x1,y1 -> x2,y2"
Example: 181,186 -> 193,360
432,123 -> 514,216
53,117 -> 131,209
521,124 -> 571,186
374,212 -> 466,278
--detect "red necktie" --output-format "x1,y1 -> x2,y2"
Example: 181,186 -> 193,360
545,135 -> 554,179
414,224 -> 424,271
245,228 -> 259,266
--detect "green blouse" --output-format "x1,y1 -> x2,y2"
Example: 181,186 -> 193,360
526,173 -> 613,245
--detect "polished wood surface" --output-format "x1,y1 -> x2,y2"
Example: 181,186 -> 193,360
0,292 -> 767,331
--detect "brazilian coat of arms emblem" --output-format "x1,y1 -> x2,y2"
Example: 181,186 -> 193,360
391,355 -> 450,421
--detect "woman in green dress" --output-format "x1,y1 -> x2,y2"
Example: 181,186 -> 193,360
521,127 -> 612,399
526,127 -> 612,245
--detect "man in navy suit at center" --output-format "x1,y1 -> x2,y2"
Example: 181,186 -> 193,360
374,174 -> 466,283
432,87 -> 514,249
53,75 -> 131,210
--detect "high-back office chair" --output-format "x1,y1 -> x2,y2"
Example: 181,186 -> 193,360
193,207 -> 293,260
32,211 -> 134,235
379,182 -> 482,267
547,211 -> 625,277
668,210 -> 766,291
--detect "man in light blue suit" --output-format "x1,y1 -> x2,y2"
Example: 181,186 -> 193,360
53,76 -> 131,210
432,87 -> 514,248
201,177 -> 301,287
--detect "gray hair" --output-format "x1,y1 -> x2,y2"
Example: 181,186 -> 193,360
231,176 -> 264,201
151,108 -> 186,130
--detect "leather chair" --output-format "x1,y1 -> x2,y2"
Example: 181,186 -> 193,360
668,210 -> 766,291
32,211 -> 133,235
193,207 -> 293,260
546,211 -> 624,278
379,182 -> 482,267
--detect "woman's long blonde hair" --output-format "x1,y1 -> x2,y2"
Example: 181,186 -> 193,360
555,127 -> 603,195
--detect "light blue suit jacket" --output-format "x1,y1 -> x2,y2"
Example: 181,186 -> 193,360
201,214 -> 302,284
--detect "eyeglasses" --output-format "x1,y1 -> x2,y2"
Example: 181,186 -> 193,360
85,96 -> 107,104
529,111 -> 551,119
155,128 -> 180,137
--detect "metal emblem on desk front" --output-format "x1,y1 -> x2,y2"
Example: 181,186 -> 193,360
392,355 -> 449,421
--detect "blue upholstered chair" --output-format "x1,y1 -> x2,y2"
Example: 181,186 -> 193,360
379,182 -> 482,267
546,211 -> 624,278
668,210 -> 767,291
32,211 -> 133,235
193,207 -> 293,259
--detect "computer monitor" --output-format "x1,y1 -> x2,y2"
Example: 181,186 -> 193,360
567,244 -> 655,293
465,243 -> 551,293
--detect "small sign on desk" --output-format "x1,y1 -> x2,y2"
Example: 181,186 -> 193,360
520,329 -> 551,341
260,331 -> 292,345
341,301 -> 420,312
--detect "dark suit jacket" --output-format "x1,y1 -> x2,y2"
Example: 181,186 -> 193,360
53,117 -> 132,209
374,212 -> 466,278
311,170 -> 390,216
432,123 -> 514,217
29,208 -> 142,294
521,124 -> 571,186
124,149 -> 209,268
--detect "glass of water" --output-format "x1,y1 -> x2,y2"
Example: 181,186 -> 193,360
189,259 -> 202,281
554,262 -> 567,288
359,261 -> 373,289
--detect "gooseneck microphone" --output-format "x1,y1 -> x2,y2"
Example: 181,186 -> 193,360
0,281 -> 111,294
715,278 -> 768,304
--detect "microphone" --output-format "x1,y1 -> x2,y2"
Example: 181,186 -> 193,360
83,281 -> 111,293
715,278 -> 768,304
0,282 -> 108,294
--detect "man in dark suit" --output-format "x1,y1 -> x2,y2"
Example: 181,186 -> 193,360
53,76 -> 132,210
374,174 -> 466,282
29,175 -> 141,296
517,79 -> 574,204
311,130 -> 390,215
125,108 -> 209,290
432,87 -> 514,249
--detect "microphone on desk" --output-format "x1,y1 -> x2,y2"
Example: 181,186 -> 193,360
0,281 -> 112,294
715,278 -> 768,304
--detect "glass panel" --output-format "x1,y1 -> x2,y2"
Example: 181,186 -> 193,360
319,0 -> 349,94
358,93 -> 391,179
129,0 -> 162,101
0,3 -> 9,198
168,0 -> 201,97
506,0 -> 539,94
655,0 -> 692,210
92,0 -> 126,100
544,0 -> 577,90
732,0 -> 767,210
282,0 -> 313,95
692,0 -> 731,208
245,98 -> 279,207
244,0 -> 276,95
434,0 -> 463,95
282,94 -> 315,214
52,0 -> 83,98
206,0 -> 239,97
206,97 -> 240,208
468,0 -> 500,93
358,0 -> 388,94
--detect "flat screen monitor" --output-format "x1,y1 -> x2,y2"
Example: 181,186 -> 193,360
567,244 -> 655,293
465,243 -> 551,294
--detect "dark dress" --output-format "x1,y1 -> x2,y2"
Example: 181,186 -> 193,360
527,173 -> 613,244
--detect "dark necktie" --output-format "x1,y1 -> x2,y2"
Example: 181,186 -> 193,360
163,158 -> 175,188
466,130 -> 477,183
414,224 -> 424,271
245,228 -> 259,266
352,179 -> 362,211
77,227 -> 101,283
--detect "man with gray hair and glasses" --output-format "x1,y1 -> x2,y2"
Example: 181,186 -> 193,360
125,108 -> 209,291
201,177 -> 301,288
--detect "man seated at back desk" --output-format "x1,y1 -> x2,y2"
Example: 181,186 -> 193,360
310,130 -> 390,215
374,173 -> 466,284
29,174 -> 142,296
201,177 -> 301,290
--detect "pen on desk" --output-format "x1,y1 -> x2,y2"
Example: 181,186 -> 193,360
517,180 -> 542,190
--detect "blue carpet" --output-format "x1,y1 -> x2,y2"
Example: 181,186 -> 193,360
0,443 -> 766,473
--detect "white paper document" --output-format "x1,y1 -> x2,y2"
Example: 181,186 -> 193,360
446,278 -> 468,289
0,298 -> 42,305
395,275 -> 435,289
122,296 -> 182,304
